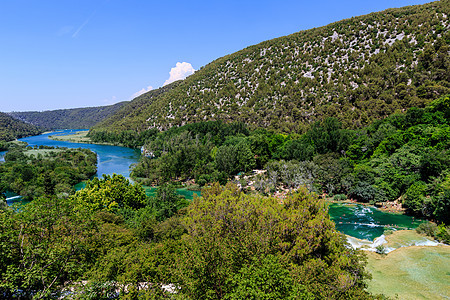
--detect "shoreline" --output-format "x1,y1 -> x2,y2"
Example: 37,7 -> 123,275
48,130 -> 126,147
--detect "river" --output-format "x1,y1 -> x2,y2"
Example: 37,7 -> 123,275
18,129 -> 140,178
0,130 -> 426,240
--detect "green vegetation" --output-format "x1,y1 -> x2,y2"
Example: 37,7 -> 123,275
9,101 -> 127,130
416,222 -> 450,244
0,145 -> 97,200
0,180 -> 380,299
174,183 -> 372,299
90,1 -> 449,138
129,95 -> 450,225
0,112 -> 42,142
48,130 -> 92,143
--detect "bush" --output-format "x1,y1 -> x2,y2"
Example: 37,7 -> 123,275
375,245 -> 387,255
348,181 -> 377,202
333,194 -> 347,201
415,222 -> 437,237
175,183 -> 371,299
436,224 -> 450,244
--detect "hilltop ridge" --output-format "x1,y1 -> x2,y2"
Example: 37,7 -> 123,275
9,101 -> 127,130
91,0 -> 449,141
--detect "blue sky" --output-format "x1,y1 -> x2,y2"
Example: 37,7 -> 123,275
0,0 -> 431,112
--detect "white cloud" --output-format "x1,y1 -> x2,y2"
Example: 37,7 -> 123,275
102,96 -> 117,105
131,86 -> 153,99
163,62 -> 195,86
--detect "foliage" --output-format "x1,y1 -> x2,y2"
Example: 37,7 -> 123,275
334,194 -> 347,201
0,146 -> 97,200
416,222 -> 450,244
226,255 -> 313,300
73,174 -> 147,212
375,245 -> 387,255
0,112 -> 42,142
0,196 -> 97,299
174,183 -> 372,299
416,222 -> 438,237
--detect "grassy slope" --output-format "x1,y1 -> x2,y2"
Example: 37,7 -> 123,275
366,245 -> 450,299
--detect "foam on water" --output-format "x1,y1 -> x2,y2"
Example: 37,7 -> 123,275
347,232 -> 442,253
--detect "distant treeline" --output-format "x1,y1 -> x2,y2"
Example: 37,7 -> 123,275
9,101 -> 127,130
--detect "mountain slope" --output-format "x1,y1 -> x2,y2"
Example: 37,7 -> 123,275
91,81 -> 181,133
0,112 -> 42,141
9,101 -> 127,130
92,0 -> 450,137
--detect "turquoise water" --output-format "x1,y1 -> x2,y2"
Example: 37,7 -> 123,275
328,202 -> 426,241
144,186 -> 201,200
76,182 -> 201,200
2,130 -> 427,240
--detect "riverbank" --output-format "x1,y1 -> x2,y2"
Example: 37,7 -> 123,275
48,130 -> 124,146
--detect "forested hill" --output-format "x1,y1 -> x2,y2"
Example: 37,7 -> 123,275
9,101 -> 127,130
91,81 -> 181,133
0,112 -> 42,141
91,0 -> 450,140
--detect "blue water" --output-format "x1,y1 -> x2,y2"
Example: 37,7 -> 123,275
18,130 -> 141,178
2,130 -> 427,241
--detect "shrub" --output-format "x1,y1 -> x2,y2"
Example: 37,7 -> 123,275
415,222 -> 437,237
333,194 -> 347,201
436,224 -> 450,244
375,245 -> 387,255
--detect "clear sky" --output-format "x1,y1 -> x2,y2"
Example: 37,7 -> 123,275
0,0 -> 432,112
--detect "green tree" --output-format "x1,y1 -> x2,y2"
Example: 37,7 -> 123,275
73,174 -> 147,212
175,183 -> 371,299
0,196 -> 96,299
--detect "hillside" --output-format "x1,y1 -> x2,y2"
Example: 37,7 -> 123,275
91,0 -> 450,140
9,101 -> 127,130
0,112 -> 42,141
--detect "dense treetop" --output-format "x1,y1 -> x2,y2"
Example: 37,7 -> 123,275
91,0 -> 450,140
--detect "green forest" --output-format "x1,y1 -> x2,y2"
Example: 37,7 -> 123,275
1,176 -> 381,299
8,101 -> 127,131
128,95 -> 450,225
1,1 -> 449,298
0,145 -> 97,202
0,112 -> 42,142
